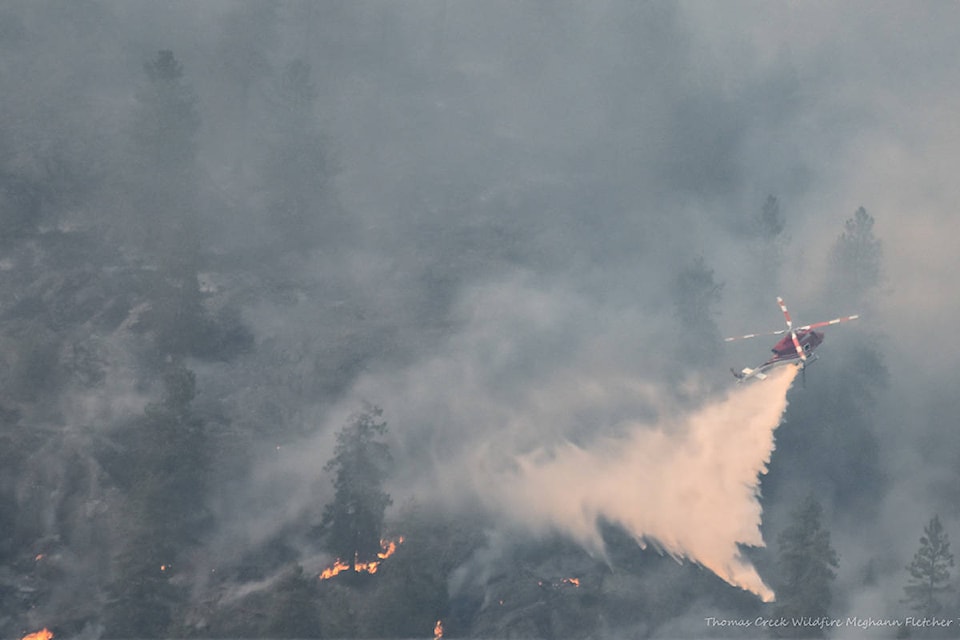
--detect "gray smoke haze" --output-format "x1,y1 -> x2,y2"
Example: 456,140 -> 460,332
4,0 -> 960,636
311,276 -> 796,600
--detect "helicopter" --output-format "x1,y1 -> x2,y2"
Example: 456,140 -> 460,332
726,297 -> 859,382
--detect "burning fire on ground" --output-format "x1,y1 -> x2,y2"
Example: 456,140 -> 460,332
538,577 -> 581,589
433,619 -> 443,639
21,629 -> 53,640
318,537 -> 404,580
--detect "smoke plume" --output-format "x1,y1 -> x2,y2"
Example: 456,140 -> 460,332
475,365 -> 798,602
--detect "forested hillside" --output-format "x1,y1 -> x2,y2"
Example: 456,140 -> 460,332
2,3 -> 960,639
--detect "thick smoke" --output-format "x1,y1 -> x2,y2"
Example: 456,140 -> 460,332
474,365 -> 797,602
8,1 -> 960,634
336,275 -> 798,603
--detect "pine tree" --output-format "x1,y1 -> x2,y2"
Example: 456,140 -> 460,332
830,206 -> 882,298
103,365 -> 209,638
757,195 -> 786,240
321,404 -> 393,570
127,49 -> 201,264
772,495 -> 839,637
127,50 -> 251,360
133,49 -> 200,173
673,256 -> 724,364
215,1 -> 278,175
261,58 -> 344,252
903,515 -> 954,617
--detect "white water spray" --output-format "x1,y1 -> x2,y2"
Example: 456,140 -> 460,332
480,365 -> 797,601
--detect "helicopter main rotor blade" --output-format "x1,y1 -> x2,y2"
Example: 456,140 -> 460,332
795,314 -> 861,331
723,329 -> 789,342
777,296 -> 793,331
791,330 -> 807,361
725,297 -> 859,345
778,296 -> 806,361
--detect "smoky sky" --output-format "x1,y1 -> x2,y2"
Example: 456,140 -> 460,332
4,0 -> 960,633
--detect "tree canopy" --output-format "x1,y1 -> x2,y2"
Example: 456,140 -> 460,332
772,495 -> 839,637
830,206 -> 882,299
321,405 -> 393,569
672,256 -> 724,364
103,365 -> 209,638
903,515 -> 954,617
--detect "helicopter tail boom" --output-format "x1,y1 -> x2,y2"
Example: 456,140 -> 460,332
731,366 -> 768,382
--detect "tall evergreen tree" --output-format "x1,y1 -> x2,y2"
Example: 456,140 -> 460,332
672,256 -> 724,365
829,206 -> 882,299
757,194 -> 786,240
125,50 -> 251,361
133,49 -> 200,174
103,365 -> 209,638
321,404 -> 392,570
262,58 -> 344,252
127,49 -> 201,261
903,515 -> 954,617
215,1 -> 278,175
772,495 -> 839,637
738,195 -> 789,295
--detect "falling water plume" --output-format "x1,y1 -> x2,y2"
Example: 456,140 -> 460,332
486,365 -> 798,601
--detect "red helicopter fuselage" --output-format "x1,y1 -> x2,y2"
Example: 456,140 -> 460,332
770,329 -> 824,360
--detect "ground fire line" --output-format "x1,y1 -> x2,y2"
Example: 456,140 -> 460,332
318,536 -> 405,580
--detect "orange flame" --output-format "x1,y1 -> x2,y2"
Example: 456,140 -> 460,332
318,537 -> 404,580
353,553 -> 380,575
34,554 -> 44,562
319,558 -> 350,580
21,629 -> 53,640
377,536 -> 404,559
433,619 -> 443,640
539,577 -> 581,589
